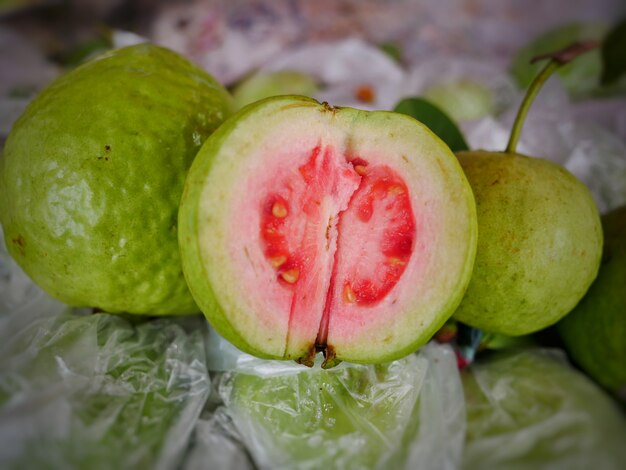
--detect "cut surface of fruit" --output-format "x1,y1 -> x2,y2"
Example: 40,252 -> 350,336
179,96 -> 477,365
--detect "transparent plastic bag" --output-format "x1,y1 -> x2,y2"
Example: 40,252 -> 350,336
262,38 -> 407,111
182,407 -> 254,470
0,233 -> 211,470
462,349 -> 626,470
4,224 -> 626,470
405,57 -> 519,122
0,311 -> 210,470
211,330 -> 465,470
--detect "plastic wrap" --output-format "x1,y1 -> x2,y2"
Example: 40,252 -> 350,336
466,116 -> 626,214
462,349 -> 626,470
182,408 -> 254,470
0,232 -> 211,470
405,57 -> 519,121
212,333 -> 465,470
263,38 -> 407,111
3,229 -> 626,470
0,312 -> 210,469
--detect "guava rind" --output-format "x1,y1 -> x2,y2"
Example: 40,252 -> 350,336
179,95 -> 477,363
453,151 -> 603,335
178,98 -> 277,358
0,44 -> 232,315
557,205 -> 626,399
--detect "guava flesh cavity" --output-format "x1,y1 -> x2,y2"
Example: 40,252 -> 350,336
179,96 -> 477,366
257,145 -> 416,359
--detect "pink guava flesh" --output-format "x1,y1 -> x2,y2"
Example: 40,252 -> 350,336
247,143 -> 416,365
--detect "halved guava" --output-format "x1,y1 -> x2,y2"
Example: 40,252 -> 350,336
179,96 -> 477,366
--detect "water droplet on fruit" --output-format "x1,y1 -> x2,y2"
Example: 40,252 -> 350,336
192,131 -> 202,146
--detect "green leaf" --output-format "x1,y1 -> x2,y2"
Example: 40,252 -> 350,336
601,19 -> 626,85
394,97 -> 469,152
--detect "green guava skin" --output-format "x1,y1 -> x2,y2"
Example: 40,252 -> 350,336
0,44 -> 232,315
424,80 -> 494,121
453,151 -> 603,335
232,70 -> 319,110
557,205 -> 626,399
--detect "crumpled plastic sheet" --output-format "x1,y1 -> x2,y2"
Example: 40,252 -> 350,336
0,231 -> 211,470
404,57 -> 519,120
211,330 -> 466,470
261,38 -> 407,111
462,349 -> 626,470
209,321 -> 626,470
182,407 -> 254,470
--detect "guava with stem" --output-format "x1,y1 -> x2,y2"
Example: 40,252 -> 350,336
453,43 -> 603,335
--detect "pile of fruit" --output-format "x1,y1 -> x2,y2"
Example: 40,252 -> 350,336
0,36 -> 624,469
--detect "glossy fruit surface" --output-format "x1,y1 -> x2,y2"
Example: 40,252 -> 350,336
0,44 -> 232,314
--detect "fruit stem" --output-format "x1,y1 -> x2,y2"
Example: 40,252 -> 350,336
505,60 -> 559,154
505,41 -> 599,154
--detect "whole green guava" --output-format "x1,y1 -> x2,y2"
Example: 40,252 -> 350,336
453,151 -> 602,335
0,44 -> 232,314
558,205 -> 626,400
